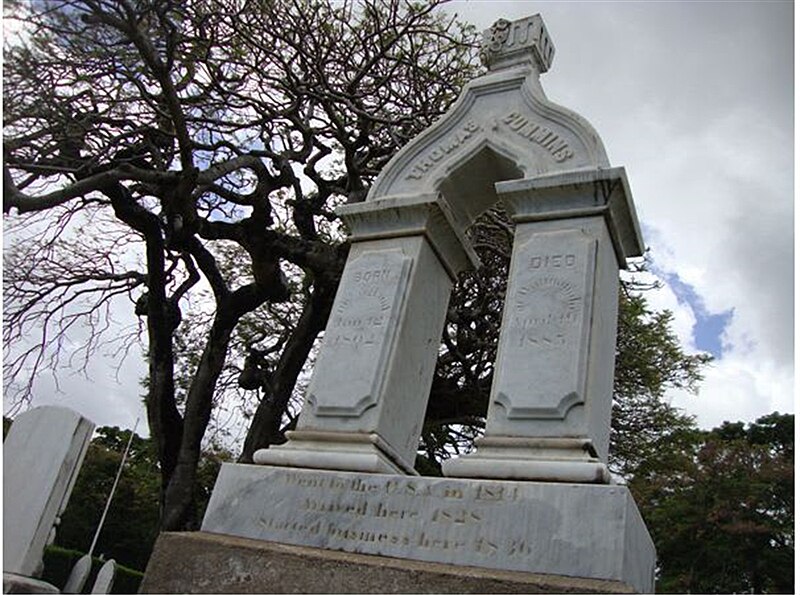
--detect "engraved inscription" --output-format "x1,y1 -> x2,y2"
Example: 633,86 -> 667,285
405,120 -> 481,180
306,251 -> 411,417
492,231 -> 596,418
203,467 -> 652,589
514,276 -> 581,346
502,112 -> 573,162
240,469 -> 539,562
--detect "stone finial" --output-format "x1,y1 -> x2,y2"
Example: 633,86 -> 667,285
480,15 -> 554,73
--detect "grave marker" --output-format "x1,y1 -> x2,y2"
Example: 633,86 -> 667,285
157,13 -> 658,593
3,406 -> 94,578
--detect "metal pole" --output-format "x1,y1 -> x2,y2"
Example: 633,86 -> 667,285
88,418 -> 139,558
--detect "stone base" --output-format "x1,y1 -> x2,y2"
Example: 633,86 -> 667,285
253,430 -> 416,475
199,464 -> 655,592
2,573 -> 59,594
140,532 -> 638,594
442,436 -> 611,483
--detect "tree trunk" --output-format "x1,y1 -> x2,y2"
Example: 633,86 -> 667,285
239,280 -> 337,462
160,313 -> 236,531
106,182 -> 184,502
160,282 -> 273,531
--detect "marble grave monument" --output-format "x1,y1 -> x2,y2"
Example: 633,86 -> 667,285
144,14 -> 657,594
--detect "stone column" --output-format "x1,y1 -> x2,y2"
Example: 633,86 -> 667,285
255,194 -> 477,474
443,167 -> 643,483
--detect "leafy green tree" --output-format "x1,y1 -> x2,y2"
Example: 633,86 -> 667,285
611,288 -> 710,478
630,413 -> 794,593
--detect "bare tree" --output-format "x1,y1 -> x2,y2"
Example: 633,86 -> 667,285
3,0 -> 478,530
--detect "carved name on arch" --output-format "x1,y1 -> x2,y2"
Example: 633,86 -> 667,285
501,112 -> 574,162
405,121 -> 482,180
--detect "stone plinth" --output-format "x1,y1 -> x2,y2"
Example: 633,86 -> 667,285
140,532 -> 640,594
200,464 -> 655,593
444,168 -> 643,483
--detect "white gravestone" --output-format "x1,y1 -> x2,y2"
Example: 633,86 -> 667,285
63,554 -> 92,594
206,13 -> 658,593
3,406 -> 94,578
90,560 -> 116,595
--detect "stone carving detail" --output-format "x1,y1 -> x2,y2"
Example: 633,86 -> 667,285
493,230 -> 596,419
405,121 -> 481,180
480,19 -> 512,67
480,15 -> 554,72
201,465 -> 656,593
306,250 -> 411,417
502,112 -> 574,162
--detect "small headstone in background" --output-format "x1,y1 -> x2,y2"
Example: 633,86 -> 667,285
90,560 -> 116,595
63,554 -> 92,594
3,406 -> 94,593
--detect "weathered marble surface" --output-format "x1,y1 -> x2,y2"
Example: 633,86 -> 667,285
256,203 -> 466,474
444,168 -> 642,483
305,249 -> 412,419
3,406 -> 94,577
141,531 -> 639,594
202,464 -> 655,593
492,228 -> 596,420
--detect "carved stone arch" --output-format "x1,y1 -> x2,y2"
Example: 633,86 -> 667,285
368,63 -> 611,234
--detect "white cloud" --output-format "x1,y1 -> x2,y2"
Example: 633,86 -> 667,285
4,337 -> 149,435
669,354 -> 795,430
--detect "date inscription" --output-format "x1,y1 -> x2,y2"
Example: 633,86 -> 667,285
306,250 -> 411,417
492,231 -> 596,418
253,470 -> 530,560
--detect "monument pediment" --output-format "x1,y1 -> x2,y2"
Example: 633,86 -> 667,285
368,15 -> 610,233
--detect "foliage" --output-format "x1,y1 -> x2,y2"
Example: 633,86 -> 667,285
42,545 -> 144,594
630,413 -> 794,593
611,288 -> 711,478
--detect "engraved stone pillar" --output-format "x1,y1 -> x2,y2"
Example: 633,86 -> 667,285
255,194 -> 477,474
443,168 -> 643,483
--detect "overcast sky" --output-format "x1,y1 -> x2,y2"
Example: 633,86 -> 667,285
8,1 -> 794,437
